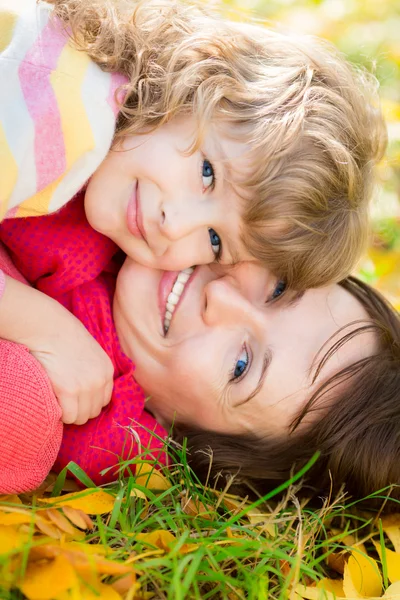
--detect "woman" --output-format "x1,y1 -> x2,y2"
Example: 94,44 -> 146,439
0,196 -> 399,503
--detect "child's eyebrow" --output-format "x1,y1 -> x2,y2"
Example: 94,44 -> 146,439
234,352 -> 272,408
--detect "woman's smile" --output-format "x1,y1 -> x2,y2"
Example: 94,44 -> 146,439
158,267 -> 196,335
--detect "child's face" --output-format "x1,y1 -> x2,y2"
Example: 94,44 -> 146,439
85,117 -> 254,270
113,260 -> 376,435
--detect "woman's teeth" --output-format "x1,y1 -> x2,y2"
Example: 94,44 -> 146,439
164,267 -> 194,333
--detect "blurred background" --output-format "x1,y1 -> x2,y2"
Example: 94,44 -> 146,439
219,0 -> 400,307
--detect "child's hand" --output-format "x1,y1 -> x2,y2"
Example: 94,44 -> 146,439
0,275 -> 114,425
30,326 -> 114,425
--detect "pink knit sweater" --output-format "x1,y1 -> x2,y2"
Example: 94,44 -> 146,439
0,195 -> 167,492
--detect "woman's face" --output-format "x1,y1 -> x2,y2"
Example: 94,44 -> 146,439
113,260 -> 375,435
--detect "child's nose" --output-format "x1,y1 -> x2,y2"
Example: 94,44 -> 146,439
159,200 -> 208,241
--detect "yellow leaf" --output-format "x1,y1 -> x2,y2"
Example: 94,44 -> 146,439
136,530 -> 176,551
0,495 -> 22,505
130,488 -> 148,501
28,544 -> 133,577
62,506 -> 94,530
317,578 -> 345,596
343,552 -> 382,598
19,555 -> 77,600
375,544 -> 400,584
382,516 -> 400,553
294,583 -> 337,600
0,524 -> 29,555
35,516 -> 62,539
0,511 -> 34,526
135,462 -> 171,491
384,581 -> 400,598
40,490 -> 115,515
44,509 -> 84,538
78,582 -> 122,600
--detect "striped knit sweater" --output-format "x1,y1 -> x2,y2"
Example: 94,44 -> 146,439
0,0 -> 126,221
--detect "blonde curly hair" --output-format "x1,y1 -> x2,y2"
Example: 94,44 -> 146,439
47,0 -> 387,289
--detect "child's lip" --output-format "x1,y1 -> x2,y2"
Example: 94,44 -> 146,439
127,182 -> 147,243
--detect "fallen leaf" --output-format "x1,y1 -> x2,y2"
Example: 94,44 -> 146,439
135,462 -> 171,491
382,516 -> 400,553
375,543 -> 400,584
136,530 -> 176,551
40,490 -> 114,514
343,551 -> 382,598
28,544 -> 133,578
44,508 -> 84,538
384,580 -> 400,598
19,555 -> 77,600
61,506 -> 94,530
0,524 -> 30,555
181,496 -> 213,520
326,552 -> 347,575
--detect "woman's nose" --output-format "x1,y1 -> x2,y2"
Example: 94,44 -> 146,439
203,278 -> 258,328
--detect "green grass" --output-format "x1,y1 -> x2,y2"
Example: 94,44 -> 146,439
1,439 -> 397,599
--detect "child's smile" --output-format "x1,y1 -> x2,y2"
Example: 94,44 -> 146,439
84,116 -> 254,271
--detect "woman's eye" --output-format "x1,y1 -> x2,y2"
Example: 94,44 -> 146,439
208,228 -> 222,259
270,280 -> 287,301
232,345 -> 250,381
202,159 -> 215,190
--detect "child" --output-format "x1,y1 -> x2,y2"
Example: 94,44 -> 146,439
0,1 -> 386,427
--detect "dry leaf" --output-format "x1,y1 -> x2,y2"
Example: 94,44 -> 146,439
326,552 -> 347,575
181,495 -> 213,520
0,524 -> 30,554
136,530 -> 176,551
28,543 -> 133,578
343,551 -> 382,598
384,580 -> 400,598
382,516 -> 400,554
0,511 -> 34,526
135,462 -> 171,491
375,543 -> 400,584
45,508 -> 84,539
0,495 -> 22,505
40,490 -> 114,514
19,555 -> 77,599
294,583 -> 339,600
62,506 -> 94,530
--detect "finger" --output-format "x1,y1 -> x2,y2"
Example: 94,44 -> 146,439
59,395 -> 79,425
102,379 -> 113,407
73,393 -> 93,425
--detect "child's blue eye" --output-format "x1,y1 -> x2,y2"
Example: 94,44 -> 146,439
232,346 -> 249,381
208,228 -> 221,258
271,280 -> 287,301
202,159 -> 215,190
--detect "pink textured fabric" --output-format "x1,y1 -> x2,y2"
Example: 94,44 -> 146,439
0,339 -> 62,493
0,242 -> 62,493
0,269 -> 5,300
0,195 -> 167,485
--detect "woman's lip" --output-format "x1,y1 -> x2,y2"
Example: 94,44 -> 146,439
127,182 -> 147,242
158,268 -> 196,334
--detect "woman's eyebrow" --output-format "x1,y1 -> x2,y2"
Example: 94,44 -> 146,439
234,352 -> 272,408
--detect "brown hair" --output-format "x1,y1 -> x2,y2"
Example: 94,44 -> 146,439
174,278 -> 400,508
48,0 -> 387,289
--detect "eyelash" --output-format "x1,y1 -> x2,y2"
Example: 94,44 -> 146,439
230,343 -> 251,383
268,280 -> 287,302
